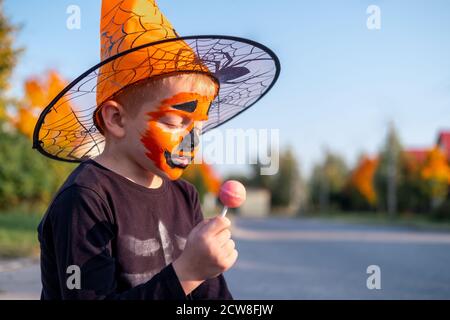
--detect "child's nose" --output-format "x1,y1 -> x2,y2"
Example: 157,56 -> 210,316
179,128 -> 200,151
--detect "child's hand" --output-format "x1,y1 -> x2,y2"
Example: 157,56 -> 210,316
173,216 -> 238,293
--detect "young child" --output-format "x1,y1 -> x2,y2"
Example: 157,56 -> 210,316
34,0 -> 279,300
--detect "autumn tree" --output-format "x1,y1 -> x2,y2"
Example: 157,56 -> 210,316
0,70 -> 75,211
183,162 -> 222,203
0,3 -> 74,212
421,147 -> 450,209
9,71 -> 67,138
347,155 -> 379,209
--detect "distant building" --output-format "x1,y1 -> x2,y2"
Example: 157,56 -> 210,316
404,148 -> 429,164
403,130 -> 450,164
239,188 -> 271,218
437,131 -> 450,160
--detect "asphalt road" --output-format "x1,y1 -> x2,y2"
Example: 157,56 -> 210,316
1,217 -> 450,299
226,217 -> 450,299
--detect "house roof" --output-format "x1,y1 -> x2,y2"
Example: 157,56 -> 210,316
404,148 -> 429,164
437,131 -> 450,159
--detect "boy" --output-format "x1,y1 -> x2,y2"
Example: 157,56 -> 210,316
34,0 -> 279,300
39,72 -> 235,299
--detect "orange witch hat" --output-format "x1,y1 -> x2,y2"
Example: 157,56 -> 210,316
33,0 -> 280,162
96,0 -> 210,107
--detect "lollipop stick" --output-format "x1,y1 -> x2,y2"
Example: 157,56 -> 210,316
220,206 -> 228,217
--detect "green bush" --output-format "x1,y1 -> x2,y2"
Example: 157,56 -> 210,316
432,192 -> 450,220
0,126 -> 74,212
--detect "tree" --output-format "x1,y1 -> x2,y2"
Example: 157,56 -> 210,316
9,71 -> 68,138
309,150 -> 348,212
183,162 -> 222,203
374,124 -> 403,216
0,0 -> 21,120
270,148 -> 302,208
247,161 -> 272,190
421,147 -> 450,209
242,147 -> 304,212
0,130 -> 62,210
0,70 -> 76,211
0,6 -> 75,212
348,155 -> 379,208
398,151 -> 430,213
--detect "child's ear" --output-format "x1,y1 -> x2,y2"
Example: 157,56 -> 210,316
100,100 -> 127,138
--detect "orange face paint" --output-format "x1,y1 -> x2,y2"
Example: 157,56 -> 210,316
140,92 -> 214,180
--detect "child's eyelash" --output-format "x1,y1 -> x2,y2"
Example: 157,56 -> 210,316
162,121 -> 183,128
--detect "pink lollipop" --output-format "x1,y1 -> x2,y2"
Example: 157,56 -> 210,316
219,180 -> 246,217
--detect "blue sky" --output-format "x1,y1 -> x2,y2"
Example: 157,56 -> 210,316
4,0 -> 450,177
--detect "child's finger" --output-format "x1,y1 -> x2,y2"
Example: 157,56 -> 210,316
223,249 -> 239,268
202,216 -> 230,236
216,228 -> 231,246
221,239 -> 235,253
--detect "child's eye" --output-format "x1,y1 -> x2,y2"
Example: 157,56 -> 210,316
162,121 -> 181,128
159,114 -> 184,128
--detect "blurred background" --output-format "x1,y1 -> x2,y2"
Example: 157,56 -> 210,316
0,0 -> 450,299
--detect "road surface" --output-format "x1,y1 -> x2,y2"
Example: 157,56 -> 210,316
1,217 -> 450,299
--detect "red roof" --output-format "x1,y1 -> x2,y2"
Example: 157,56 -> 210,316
405,148 -> 428,164
437,131 -> 450,160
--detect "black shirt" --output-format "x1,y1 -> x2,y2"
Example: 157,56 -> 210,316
38,159 -> 232,300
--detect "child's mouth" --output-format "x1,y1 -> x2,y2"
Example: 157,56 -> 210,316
171,155 -> 190,167
164,151 -> 192,169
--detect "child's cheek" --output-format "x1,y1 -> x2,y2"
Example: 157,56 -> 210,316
140,121 -> 186,180
153,122 -> 184,151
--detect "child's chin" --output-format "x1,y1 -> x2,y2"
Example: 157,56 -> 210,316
151,163 -> 185,181
141,156 -> 185,180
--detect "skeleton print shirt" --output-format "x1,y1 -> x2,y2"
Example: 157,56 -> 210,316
38,159 -> 232,300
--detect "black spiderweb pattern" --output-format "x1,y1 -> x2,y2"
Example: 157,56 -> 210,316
34,4 -> 280,162
35,37 -> 279,162
100,0 -> 179,60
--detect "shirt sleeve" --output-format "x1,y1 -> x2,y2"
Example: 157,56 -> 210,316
189,184 -> 233,300
41,185 -> 187,300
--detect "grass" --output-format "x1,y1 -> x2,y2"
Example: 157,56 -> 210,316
0,212 -> 42,258
302,211 -> 450,231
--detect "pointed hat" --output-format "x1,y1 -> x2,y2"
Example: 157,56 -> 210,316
33,0 -> 280,162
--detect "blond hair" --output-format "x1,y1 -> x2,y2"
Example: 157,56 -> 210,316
94,72 -> 218,134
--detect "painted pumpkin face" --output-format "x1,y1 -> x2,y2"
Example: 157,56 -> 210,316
140,92 -> 215,180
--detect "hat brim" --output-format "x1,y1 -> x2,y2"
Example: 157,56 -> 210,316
33,35 -> 281,162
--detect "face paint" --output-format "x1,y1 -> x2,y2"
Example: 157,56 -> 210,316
140,92 -> 214,180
